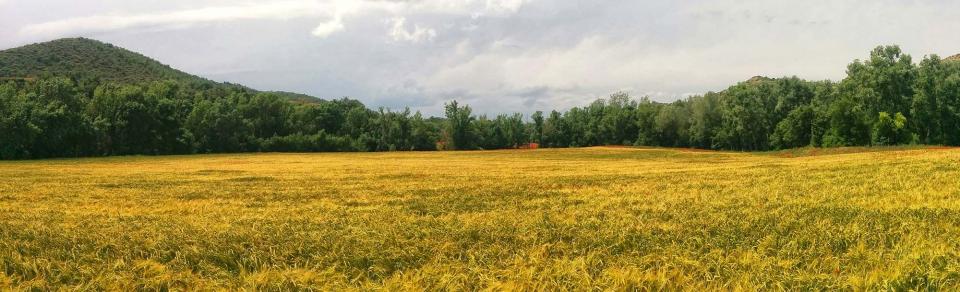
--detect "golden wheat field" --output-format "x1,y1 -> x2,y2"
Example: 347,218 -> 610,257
2,147 -> 960,290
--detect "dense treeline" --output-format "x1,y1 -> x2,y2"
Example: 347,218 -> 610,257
0,79 -> 445,159
2,45 -> 960,159
443,46 -> 960,150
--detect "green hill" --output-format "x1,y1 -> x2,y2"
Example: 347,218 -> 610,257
0,38 -> 321,102
0,38 -> 212,84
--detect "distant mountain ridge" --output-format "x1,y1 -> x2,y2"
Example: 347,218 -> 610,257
0,38 -> 321,102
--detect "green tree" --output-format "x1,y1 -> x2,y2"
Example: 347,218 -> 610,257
444,100 -> 475,150
821,94 -> 870,147
241,93 -> 292,140
843,45 -> 916,122
634,97 -> 660,146
185,98 -> 247,153
713,81 -> 776,150
770,105 -> 814,149
687,93 -> 721,149
409,111 -> 438,150
654,101 -> 690,147
87,84 -> 173,155
910,55 -> 960,145
530,111 -> 544,144
601,92 -> 639,145
871,112 -> 912,145
543,110 -> 566,147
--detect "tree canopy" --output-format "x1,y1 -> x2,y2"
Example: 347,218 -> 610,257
2,40 -> 960,159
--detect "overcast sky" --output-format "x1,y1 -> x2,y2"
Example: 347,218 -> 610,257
2,0 -> 960,115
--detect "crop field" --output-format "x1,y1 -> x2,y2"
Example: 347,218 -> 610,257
2,147 -> 960,290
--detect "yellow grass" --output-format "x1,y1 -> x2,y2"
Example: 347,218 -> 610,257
1,147 -> 960,290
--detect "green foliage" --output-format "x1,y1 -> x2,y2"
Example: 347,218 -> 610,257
530,111 -> 544,144
473,113 -> 526,149
601,92 -> 639,145
542,110 -> 566,147
443,101 -> 475,150
258,132 -> 351,152
409,112 -> 440,150
633,97 -> 660,146
687,93 -> 721,148
847,45 -> 916,118
654,101 -> 690,147
0,78 -> 443,159
912,55 -> 960,145
713,80 -> 777,150
3,39 -> 960,159
185,98 -> 247,153
0,38 -> 212,85
0,78 -> 96,158
871,112 -> 912,146
770,105 -> 815,150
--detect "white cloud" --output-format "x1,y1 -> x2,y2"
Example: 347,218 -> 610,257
484,0 -> 528,15
312,15 -> 345,37
7,0 -> 960,115
20,1 -> 328,37
426,0 -> 956,113
387,17 -> 436,43
388,0 -> 529,15
17,0 -> 533,40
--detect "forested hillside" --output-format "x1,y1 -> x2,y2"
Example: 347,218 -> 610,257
0,38 -> 212,85
1,39 -> 959,159
0,38 -> 320,103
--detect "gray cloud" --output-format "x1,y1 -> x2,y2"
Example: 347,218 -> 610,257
2,0 -> 960,116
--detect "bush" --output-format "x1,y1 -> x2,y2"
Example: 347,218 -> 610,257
257,132 -> 353,152
871,112 -> 913,146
